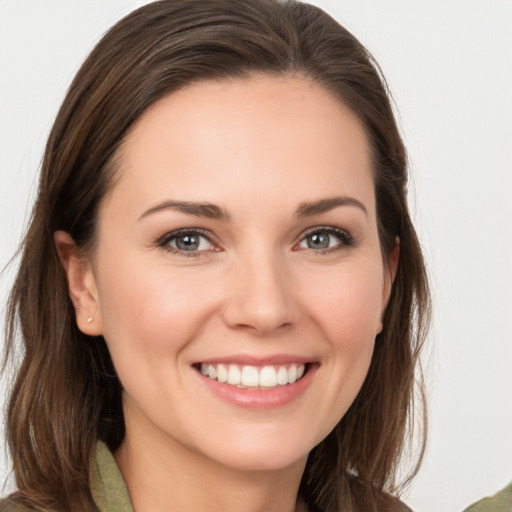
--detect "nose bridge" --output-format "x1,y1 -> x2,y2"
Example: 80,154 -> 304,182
223,244 -> 298,334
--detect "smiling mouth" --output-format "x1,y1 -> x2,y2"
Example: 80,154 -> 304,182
194,363 -> 309,389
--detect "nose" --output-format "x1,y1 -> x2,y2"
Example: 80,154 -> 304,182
221,251 -> 300,336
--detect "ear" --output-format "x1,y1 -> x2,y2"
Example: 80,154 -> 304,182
54,231 -> 103,336
387,236 -> 400,294
378,236 -> 400,333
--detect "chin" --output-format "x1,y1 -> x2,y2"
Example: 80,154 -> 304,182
191,426 -> 320,473
212,447 -> 309,473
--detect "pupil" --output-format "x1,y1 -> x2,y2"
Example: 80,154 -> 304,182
177,235 -> 198,251
308,233 -> 329,249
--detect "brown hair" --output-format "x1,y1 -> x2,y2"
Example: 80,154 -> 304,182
3,1 -> 430,511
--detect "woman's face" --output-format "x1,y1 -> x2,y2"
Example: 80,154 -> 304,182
80,75 -> 395,472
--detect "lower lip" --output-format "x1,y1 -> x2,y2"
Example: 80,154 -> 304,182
196,365 -> 317,409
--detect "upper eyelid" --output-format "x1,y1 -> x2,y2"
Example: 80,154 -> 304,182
159,227 -> 213,238
156,225 -> 353,249
300,225 -> 348,234
296,225 -> 352,241
157,228 -> 220,247
293,225 -> 355,250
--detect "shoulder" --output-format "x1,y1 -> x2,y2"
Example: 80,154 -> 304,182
463,481 -> 512,512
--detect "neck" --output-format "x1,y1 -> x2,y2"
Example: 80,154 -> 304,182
115,415 -> 308,512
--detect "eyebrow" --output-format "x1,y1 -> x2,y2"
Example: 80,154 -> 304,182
138,200 -> 230,221
295,196 -> 368,217
138,195 -> 367,222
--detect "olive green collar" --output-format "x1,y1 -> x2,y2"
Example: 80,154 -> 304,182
91,442 -> 135,512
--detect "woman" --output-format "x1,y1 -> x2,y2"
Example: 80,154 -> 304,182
1,1 -> 430,511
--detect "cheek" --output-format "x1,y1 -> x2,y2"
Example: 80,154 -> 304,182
302,263 -> 385,348
294,264 -> 383,437
94,254 -> 216,357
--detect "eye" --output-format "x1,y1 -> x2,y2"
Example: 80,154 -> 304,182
158,229 -> 218,255
296,227 -> 353,252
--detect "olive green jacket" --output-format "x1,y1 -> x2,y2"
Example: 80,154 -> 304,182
90,442 -> 134,512
0,442 -> 134,512
0,442 -> 416,512
463,481 -> 512,512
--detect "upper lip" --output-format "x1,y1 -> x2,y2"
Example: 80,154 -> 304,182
192,354 -> 315,366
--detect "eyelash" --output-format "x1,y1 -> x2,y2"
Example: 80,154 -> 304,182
156,226 -> 355,257
156,228 -> 218,257
294,226 -> 355,254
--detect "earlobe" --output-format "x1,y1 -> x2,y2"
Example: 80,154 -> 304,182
54,230 -> 103,336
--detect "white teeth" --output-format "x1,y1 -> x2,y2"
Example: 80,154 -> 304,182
288,364 -> 297,384
259,366 -> 277,387
217,364 -> 228,383
199,363 -> 308,388
227,365 -> 241,385
241,366 -> 259,386
276,366 -> 288,385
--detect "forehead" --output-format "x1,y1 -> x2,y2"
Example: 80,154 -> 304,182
108,74 -> 375,219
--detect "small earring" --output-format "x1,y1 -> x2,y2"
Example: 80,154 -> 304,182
86,316 -> 93,324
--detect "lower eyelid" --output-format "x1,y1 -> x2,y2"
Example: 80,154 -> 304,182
156,228 -> 354,255
296,228 -> 354,249
175,234 -> 212,251
157,229 -> 218,253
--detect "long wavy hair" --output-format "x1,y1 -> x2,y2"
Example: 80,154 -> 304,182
2,1 -> 430,511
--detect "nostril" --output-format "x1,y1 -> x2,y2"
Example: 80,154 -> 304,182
220,265 -> 300,334
234,320 -> 293,336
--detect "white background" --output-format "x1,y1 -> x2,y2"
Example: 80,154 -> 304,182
1,1 -> 511,511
